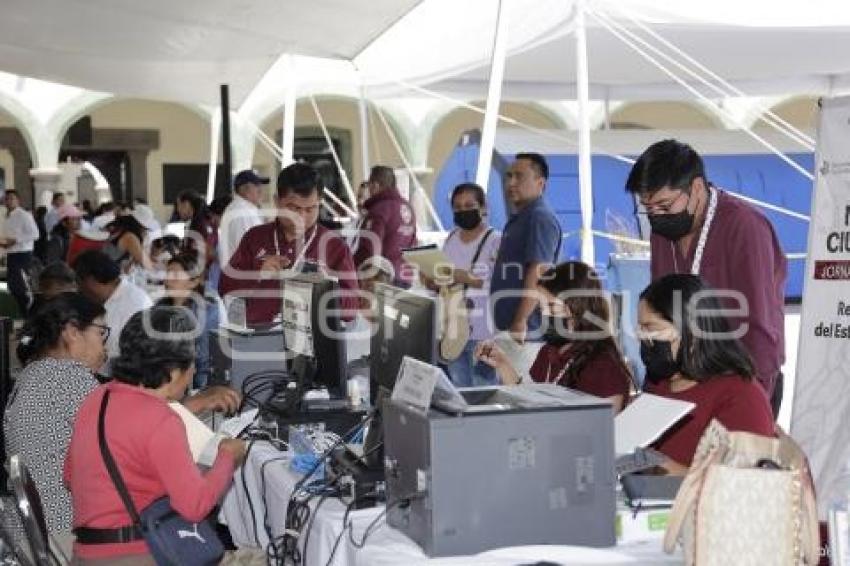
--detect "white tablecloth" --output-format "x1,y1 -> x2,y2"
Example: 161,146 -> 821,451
220,442 -> 682,566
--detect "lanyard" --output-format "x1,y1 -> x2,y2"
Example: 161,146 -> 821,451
672,186 -> 718,276
545,349 -> 574,385
273,223 -> 319,272
348,215 -> 367,250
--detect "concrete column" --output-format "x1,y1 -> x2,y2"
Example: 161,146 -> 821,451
29,168 -> 62,209
10,147 -> 32,207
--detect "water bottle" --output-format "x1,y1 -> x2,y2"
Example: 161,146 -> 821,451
829,490 -> 850,565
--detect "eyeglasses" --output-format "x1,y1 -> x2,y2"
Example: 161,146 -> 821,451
90,323 -> 111,343
636,188 -> 691,215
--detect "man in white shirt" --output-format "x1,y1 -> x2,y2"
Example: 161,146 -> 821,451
219,169 -> 268,267
44,191 -> 65,235
73,249 -> 153,365
1,190 -> 40,314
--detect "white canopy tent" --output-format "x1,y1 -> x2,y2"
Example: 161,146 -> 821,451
4,0 -> 850,105
0,0 -> 422,105
1,0 -> 850,238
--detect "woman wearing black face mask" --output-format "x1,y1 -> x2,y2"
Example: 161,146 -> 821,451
637,274 -> 774,475
423,183 -> 502,386
476,262 -> 633,413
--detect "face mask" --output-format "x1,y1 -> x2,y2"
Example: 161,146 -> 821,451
453,209 -> 482,231
647,210 -> 694,241
646,192 -> 694,241
543,315 -> 572,347
640,339 -> 681,384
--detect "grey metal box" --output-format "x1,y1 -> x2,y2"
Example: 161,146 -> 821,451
209,328 -> 287,393
384,385 -> 616,557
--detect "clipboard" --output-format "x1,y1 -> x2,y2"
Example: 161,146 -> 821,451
402,246 -> 456,280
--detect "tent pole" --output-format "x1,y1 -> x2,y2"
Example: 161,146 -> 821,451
475,0 -> 509,190
205,109 -> 221,203
282,56 -> 297,167
576,0 -> 595,266
358,85 -> 371,184
220,84 -> 233,195
603,93 -> 611,130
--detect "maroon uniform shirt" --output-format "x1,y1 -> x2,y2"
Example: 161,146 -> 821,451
219,221 -> 359,325
353,187 -> 417,284
644,374 -> 775,467
650,189 -> 787,395
529,343 -> 632,402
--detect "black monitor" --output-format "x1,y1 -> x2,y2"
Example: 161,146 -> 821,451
369,283 -> 437,395
281,272 -> 348,399
361,284 -> 437,471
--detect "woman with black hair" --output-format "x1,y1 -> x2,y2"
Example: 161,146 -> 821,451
205,194 -> 232,291
176,190 -> 214,256
477,261 -> 633,412
3,293 -> 108,541
156,250 -> 223,388
65,306 -> 245,563
103,213 -> 152,278
638,273 -> 774,474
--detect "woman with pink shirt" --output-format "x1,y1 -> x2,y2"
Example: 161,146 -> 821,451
64,306 -> 246,564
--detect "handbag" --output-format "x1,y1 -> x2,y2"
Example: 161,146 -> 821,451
663,419 -> 820,566
438,229 -> 493,362
97,390 -> 224,566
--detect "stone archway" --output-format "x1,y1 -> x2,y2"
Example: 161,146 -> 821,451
0,128 -> 35,205
60,128 -> 160,203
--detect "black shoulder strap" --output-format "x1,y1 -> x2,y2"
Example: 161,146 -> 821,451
98,390 -> 142,526
470,228 -> 495,267
463,228 -> 494,294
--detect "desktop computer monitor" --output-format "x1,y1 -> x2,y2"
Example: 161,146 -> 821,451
362,284 -> 437,470
369,283 -> 437,395
281,272 -> 348,399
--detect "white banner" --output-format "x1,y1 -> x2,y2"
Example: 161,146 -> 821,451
791,95 -> 850,519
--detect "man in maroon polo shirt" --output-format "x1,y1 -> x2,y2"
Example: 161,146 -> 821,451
353,165 -> 417,286
219,163 -> 359,325
626,139 -> 787,417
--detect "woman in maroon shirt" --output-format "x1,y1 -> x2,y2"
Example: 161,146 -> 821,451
477,261 -> 634,412
638,273 -> 774,474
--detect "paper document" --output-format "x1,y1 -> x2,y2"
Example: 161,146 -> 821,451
614,393 -> 695,455
402,247 -> 455,281
492,332 -> 542,379
218,408 -> 259,438
392,356 -> 440,413
169,402 -> 223,466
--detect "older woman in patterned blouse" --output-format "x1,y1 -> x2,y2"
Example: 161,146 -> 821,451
3,293 -> 242,549
3,293 -> 108,543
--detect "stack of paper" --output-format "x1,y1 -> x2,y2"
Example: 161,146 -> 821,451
614,393 -> 695,456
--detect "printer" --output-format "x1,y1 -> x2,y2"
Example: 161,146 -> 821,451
383,383 -> 616,557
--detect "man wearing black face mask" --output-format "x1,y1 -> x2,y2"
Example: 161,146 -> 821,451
626,139 -> 787,418
424,183 -> 501,387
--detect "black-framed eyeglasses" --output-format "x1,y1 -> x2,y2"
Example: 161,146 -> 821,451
90,323 -> 111,343
635,190 -> 691,215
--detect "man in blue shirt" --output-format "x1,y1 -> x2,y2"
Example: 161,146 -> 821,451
490,153 -> 562,341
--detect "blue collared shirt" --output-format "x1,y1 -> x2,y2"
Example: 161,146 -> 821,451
490,196 -> 561,332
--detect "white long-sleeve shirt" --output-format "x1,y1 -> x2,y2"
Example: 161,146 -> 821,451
3,207 -> 39,253
219,194 -> 263,267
